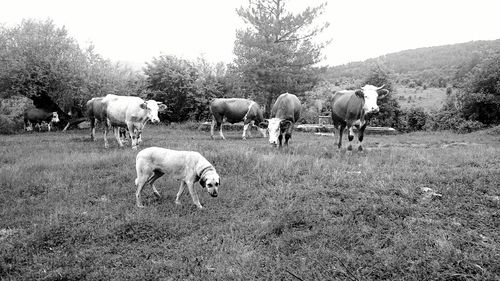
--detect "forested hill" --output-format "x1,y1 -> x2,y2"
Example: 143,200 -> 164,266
325,39 -> 500,87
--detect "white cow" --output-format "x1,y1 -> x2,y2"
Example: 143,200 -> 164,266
102,94 -> 166,150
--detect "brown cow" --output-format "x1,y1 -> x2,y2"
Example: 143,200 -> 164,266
330,85 -> 389,151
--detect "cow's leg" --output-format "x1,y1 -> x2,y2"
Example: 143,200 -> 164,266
175,181 -> 187,205
210,119 -> 216,139
337,124 -> 346,149
128,123 -> 139,150
218,121 -> 226,140
347,126 -> 355,151
47,122 -> 51,132
357,123 -> 368,152
103,121 -> 110,148
113,126 -> 124,148
284,133 -> 291,146
247,121 -> 254,138
242,122 -> 250,140
186,180 -> 203,209
278,134 -> 283,148
89,119 -> 96,141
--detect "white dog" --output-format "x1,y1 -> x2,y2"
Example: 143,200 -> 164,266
134,147 -> 220,209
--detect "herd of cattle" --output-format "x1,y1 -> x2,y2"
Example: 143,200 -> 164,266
23,84 -> 389,151
22,85 -> 388,208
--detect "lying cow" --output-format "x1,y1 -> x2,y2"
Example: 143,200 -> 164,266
330,84 -> 389,151
267,93 -> 301,147
101,94 -> 166,150
210,98 -> 267,140
23,108 -> 60,132
135,147 -> 220,209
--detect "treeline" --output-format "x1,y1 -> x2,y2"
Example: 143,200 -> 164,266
1,14 -> 500,135
1,0 -> 329,133
325,39 -> 500,88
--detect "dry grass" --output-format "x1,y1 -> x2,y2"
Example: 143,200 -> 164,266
1,125 -> 499,280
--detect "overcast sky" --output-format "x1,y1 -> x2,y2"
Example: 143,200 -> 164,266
1,0 -> 500,69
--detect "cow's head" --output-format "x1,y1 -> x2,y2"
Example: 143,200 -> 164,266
140,101 -> 167,123
356,85 -> 389,114
267,118 -> 293,146
51,112 -> 60,123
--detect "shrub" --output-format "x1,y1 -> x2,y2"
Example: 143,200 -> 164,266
396,107 -> 428,132
0,115 -> 23,134
425,109 -> 485,133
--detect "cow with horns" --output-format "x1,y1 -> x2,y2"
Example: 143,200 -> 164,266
330,85 -> 389,151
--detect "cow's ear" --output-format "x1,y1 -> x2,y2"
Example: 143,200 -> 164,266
259,121 -> 268,129
377,89 -> 389,99
158,103 -> 167,112
140,102 -> 148,109
280,120 -> 292,131
355,90 -> 364,98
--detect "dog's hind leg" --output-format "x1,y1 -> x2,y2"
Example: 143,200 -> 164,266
135,173 -> 149,208
186,180 -> 203,209
175,181 -> 187,205
148,170 -> 164,199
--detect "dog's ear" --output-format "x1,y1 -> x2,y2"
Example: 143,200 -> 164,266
199,177 -> 206,188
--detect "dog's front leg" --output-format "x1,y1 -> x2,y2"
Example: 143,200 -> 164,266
175,181 -> 186,205
186,180 -> 203,209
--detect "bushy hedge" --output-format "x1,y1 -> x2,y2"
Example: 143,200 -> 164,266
0,115 -> 24,134
424,109 -> 485,133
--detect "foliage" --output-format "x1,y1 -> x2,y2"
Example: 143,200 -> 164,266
326,39 -> 500,88
396,107 -> 429,132
455,55 -> 500,125
425,108 -> 485,133
0,19 -> 142,118
233,0 -> 330,115
0,115 -> 20,134
143,55 -> 226,122
143,55 -> 198,122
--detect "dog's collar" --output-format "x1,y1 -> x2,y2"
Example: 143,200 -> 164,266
198,165 -> 214,179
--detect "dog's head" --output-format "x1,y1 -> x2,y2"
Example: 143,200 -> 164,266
199,168 -> 220,197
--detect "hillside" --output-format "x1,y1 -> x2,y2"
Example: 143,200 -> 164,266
325,39 -> 500,87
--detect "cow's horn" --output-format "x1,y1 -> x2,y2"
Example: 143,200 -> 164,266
377,84 -> 385,90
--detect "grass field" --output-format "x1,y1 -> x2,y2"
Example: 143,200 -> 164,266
1,125 -> 499,280
395,87 -> 448,112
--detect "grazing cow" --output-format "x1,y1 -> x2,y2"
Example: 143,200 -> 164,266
210,98 -> 267,140
267,93 -> 301,147
135,147 -> 221,209
330,84 -> 389,151
23,108 -> 60,132
101,94 -> 166,150
86,97 -> 130,142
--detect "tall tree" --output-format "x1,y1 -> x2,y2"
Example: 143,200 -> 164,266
234,0 -> 329,115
